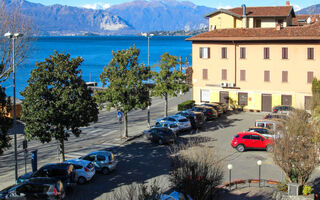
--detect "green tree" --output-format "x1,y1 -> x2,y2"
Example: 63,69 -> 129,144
152,53 -> 189,117
0,86 -> 12,155
20,51 -> 99,162
97,46 -> 151,138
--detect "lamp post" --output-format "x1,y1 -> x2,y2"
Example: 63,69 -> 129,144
227,164 -> 233,190
143,33 -> 154,128
4,32 -> 23,181
257,160 -> 262,187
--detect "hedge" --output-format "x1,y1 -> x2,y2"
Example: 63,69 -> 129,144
178,100 -> 195,111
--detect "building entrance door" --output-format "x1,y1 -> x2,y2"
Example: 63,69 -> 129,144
262,94 -> 272,112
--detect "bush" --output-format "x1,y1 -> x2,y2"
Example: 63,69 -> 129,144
277,181 -> 288,192
302,185 -> 312,196
169,140 -> 224,200
178,100 -> 195,111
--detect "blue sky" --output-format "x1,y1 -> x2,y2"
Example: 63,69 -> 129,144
26,0 -> 318,11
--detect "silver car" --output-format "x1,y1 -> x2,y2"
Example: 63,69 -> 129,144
80,151 -> 117,175
156,115 -> 192,131
154,122 -> 181,134
64,159 -> 95,184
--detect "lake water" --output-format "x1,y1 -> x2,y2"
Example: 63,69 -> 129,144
2,36 -> 192,99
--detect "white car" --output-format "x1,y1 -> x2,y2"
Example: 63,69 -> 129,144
64,159 -> 95,184
156,115 -> 192,131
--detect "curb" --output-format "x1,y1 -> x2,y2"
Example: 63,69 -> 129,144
120,133 -> 144,144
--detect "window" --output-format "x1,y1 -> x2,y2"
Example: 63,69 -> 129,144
307,71 -> 314,83
282,47 -> 288,59
202,69 -> 208,80
255,19 -> 261,28
282,71 -> 288,83
221,47 -> 227,59
238,93 -> 248,106
240,70 -> 246,81
251,135 -> 261,140
200,47 -> 210,59
264,47 -> 270,59
221,69 -> 227,80
307,48 -> 314,60
264,71 -> 270,82
83,155 -> 95,162
97,155 -> 106,161
240,47 -> 246,59
242,135 -> 251,139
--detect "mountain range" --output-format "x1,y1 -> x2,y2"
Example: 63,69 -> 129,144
3,0 -> 320,36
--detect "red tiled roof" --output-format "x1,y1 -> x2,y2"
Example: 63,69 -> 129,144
186,22 -> 320,41
206,6 -> 295,18
292,14 -> 320,26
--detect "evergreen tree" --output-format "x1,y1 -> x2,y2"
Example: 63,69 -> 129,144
97,46 -> 151,138
21,51 -> 99,162
152,53 -> 189,117
0,86 -> 12,155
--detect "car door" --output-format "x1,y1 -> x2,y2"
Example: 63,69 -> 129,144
13,183 -> 33,200
96,155 -> 107,169
241,135 -> 252,147
251,134 -> 264,148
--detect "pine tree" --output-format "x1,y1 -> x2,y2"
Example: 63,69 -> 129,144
21,51 -> 99,162
0,86 -> 12,155
152,53 -> 189,117
97,46 -> 151,138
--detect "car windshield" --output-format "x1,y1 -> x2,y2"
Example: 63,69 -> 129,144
178,119 -> 188,122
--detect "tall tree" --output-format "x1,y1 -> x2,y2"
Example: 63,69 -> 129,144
152,53 -> 189,117
0,86 -> 12,155
20,51 -> 99,162
97,46 -> 151,138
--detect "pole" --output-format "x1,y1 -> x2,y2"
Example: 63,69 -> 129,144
229,169 -> 232,191
147,36 -> 150,128
259,165 -> 261,187
12,37 -> 18,182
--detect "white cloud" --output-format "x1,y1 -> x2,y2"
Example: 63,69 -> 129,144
217,5 -> 232,10
293,4 -> 302,11
82,2 -> 111,10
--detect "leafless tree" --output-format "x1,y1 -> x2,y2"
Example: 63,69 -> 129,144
273,109 -> 320,186
0,1 -> 34,83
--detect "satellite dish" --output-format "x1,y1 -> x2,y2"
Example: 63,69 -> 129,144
307,16 -> 312,24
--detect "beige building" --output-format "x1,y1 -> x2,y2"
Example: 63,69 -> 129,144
187,20 -> 320,111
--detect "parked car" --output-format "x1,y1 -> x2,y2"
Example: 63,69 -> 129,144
154,122 -> 181,134
176,110 -> 205,129
64,159 -> 95,184
272,105 -> 294,114
0,177 -> 65,200
155,115 -> 192,131
200,103 -> 223,116
247,127 -> 275,138
80,151 -> 117,175
255,119 -> 280,132
17,163 -> 76,190
231,132 -> 274,152
190,106 -> 218,120
264,113 -> 288,120
214,102 -> 228,113
144,127 -> 176,145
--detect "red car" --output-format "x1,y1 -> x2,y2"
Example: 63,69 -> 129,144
231,132 -> 274,152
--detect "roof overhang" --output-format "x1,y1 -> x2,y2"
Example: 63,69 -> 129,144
205,9 -> 242,18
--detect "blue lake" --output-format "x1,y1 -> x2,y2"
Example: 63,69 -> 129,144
2,36 -> 192,99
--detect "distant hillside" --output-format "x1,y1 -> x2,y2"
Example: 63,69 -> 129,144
2,0 -> 133,35
297,4 -> 320,14
108,0 -> 215,32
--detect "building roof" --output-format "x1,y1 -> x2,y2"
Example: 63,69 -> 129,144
205,6 -> 295,18
186,22 -> 320,42
292,14 -> 320,26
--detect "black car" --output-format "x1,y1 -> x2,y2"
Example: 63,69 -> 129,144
18,163 -> 76,190
176,111 -> 205,129
0,177 -> 65,200
143,127 -> 176,145
200,103 -> 223,116
190,106 -> 218,120
272,105 -> 294,114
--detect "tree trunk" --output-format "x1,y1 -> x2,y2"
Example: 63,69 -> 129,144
59,139 -> 65,163
164,93 -> 168,117
123,112 -> 128,138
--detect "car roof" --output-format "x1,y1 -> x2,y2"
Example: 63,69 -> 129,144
248,127 -> 270,130
42,163 -> 71,169
88,151 -> 112,155
28,177 -> 60,184
170,115 -> 187,120
65,159 -> 91,166
237,131 -> 265,137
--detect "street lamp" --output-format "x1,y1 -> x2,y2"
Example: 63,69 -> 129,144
143,33 -> 154,128
4,32 -> 23,181
257,160 -> 262,187
227,164 -> 233,190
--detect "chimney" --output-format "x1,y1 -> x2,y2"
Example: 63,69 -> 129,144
241,4 -> 247,28
286,1 -> 290,6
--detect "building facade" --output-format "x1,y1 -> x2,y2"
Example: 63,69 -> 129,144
187,21 -> 320,111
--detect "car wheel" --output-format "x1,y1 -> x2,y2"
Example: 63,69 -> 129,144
236,144 -> 245,152
102,167 -> 110,175
158,139 -> 164,145
266,144 -> 274,152
77,176 -> 87,185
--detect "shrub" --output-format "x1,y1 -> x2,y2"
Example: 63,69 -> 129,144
169,139 -> 224,200
178,100 -> 195,111
302,185 -> 312,196
277,181 -> 288,192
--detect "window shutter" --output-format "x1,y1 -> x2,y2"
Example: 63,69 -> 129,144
240,70 -> 246,81
222,47 -> 227,59
264,71 -> 270,82
307,71 -> 314,83
264,47 -> 270,59
240,48 -> 246,59
308,48 -> 314,60
222,69 -> 227,80
203,69 -> 208,80
282,47 -> 288,59
282,71 -> 288,83
200,47 -> 203,58
208,48 -> 210,59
